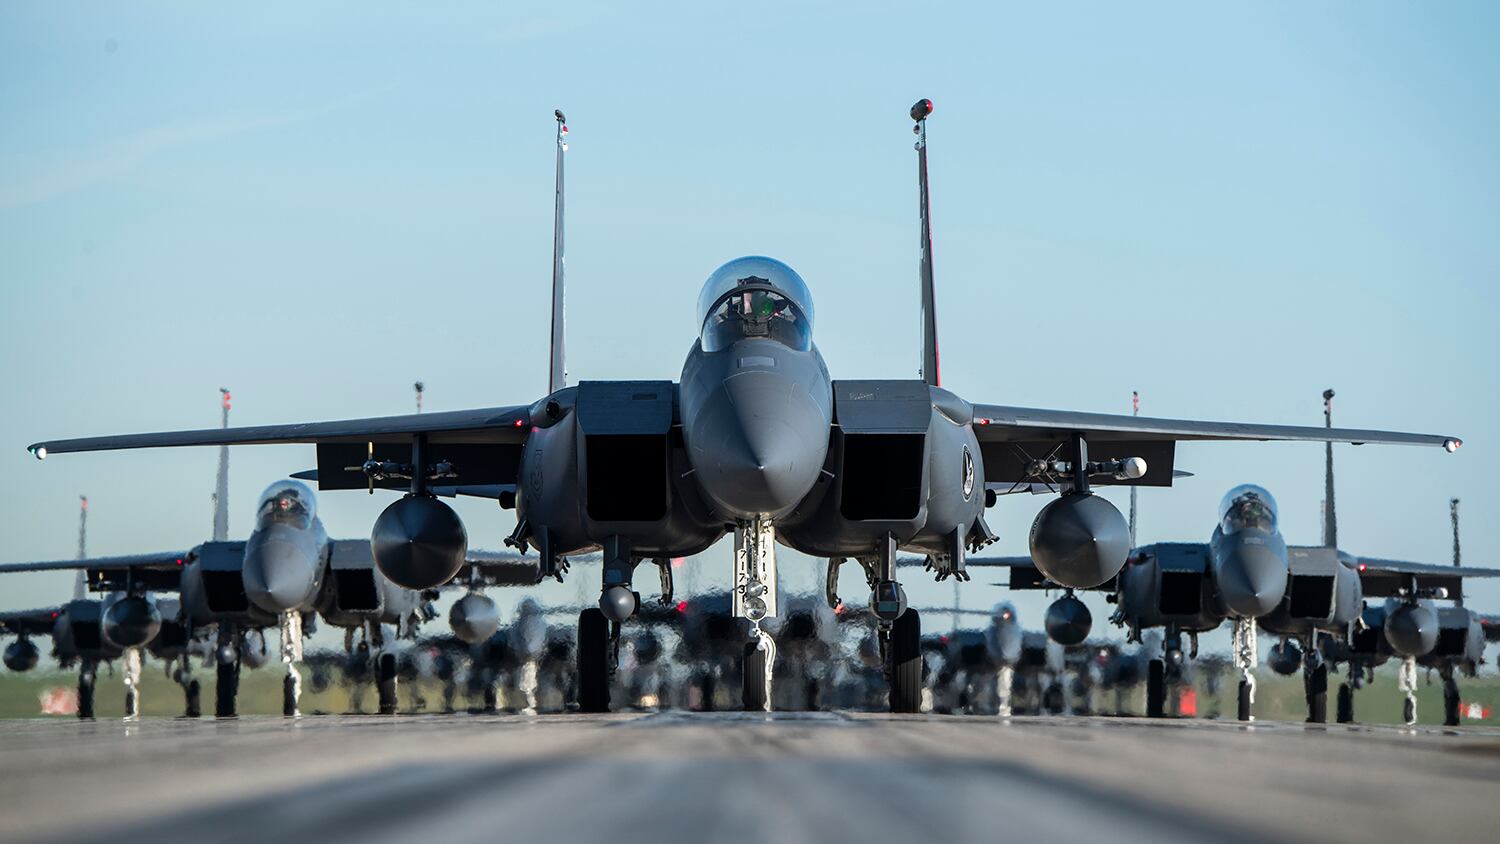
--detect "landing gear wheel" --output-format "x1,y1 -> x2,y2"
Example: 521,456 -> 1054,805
1403,697 -> 1416,725
185,679 -> 202,718
77,671 -> 96,720
482,685 -> 498,713
1443,677 -> 1460,727
283,674 -> 299,717
888,608 -> 922,713
1306,664 -> 1328,724
742,642 -> 769,712
1335,683 -> 1354,724
577,608 -> 611,713
124,688 -> 138,718
215,661 -> 239,718
1236,680 -> 1252,722
1146,659 -> 1166,718
376,653 -> 398,715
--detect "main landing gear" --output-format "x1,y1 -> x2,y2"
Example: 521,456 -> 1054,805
1303,639 -> 1328,724
215,628 -> 241,719
854,533 -> 919,714
172,655 -> 202,718
1145,628 -> 1185,718
1440,664 -> 1461,727
77,658 -> 97,720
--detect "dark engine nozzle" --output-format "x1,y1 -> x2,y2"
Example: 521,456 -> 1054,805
449,593 -> 500,644
1384,603 -> 1438,657
103,596 -> 162,649
1267,640 -> 1303,676
4,639 -> 40,672
371,494 -> 468,590
1028,492 -> 1131,589
1043,595 -> 1093,646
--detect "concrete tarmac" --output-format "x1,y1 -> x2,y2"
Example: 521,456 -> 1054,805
1,712 -> 1497,844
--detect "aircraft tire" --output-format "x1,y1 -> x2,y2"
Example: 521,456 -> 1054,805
577,608 -> 611,713
215,660 -> 239,718
1306,663 -> 1328,723
1335,683 -> 1353,724
1443,676 -> 1460,727
1236,680 -> 1252,722
888,608 -> 922,713
283,674 -> 298,717
77,669 -> 96,720
742,642 -> 769,712
185,679 -> 202,718
376,653 -> 398,715
482,685 -> 498,713
1146,659 -> 1166,718
1403,697 -> 1416,725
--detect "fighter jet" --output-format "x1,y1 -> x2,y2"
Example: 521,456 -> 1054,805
23,101 -> 1463,714
0,480 -> 475,717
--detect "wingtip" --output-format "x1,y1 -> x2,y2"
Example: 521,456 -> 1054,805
1444,438 -> 1462,453
27,444 -> 46,460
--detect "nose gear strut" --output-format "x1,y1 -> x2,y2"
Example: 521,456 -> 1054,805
734,517 -> 778,711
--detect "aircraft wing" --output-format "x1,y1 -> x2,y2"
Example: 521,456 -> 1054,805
28,405 -> 532,454
0,607 -> 64,636
29,405 -> 534,492
1353,558 -> 1500,598
971,404 -> 1459,488
0,552 -> 190,575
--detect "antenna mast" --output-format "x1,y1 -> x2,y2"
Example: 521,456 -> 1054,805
414,381 -> 425,414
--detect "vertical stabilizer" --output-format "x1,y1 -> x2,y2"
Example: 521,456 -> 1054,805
549,110 -> 568,394
1451,498 -> 1462,605
213,388 -> 231,541
1322,389 -> 1336,549
911,99 -> 939,387
1128,391 -> 1139,546
75,496 -> 88,599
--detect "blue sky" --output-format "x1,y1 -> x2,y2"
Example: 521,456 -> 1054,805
1,3 -> 1497,642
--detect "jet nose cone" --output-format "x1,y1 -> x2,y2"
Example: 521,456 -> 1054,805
1218,536 -> 1287,618
244,530 -> 317,613
690,370 -> 828,518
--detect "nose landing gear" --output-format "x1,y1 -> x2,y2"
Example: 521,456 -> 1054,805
734,518 -> 778,712
1232,617 -> 1258,722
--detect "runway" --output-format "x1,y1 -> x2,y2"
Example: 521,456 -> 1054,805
1,713 -> 1497,844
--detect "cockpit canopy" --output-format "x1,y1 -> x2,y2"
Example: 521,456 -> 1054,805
697,256 -> 814,353
256,480 -> 316,530
1218,484 -> 1277,536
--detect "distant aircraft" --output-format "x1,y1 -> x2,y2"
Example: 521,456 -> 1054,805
23,101 -> 1463,713
0,481 -> 517,717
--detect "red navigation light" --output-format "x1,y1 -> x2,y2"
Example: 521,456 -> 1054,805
975,418 -> 990,426
51,611 -> 60,619
513,419 -> 525,427
1357,563 -> 1367,572
175,557 -> 184,567
675,600 -> 688,614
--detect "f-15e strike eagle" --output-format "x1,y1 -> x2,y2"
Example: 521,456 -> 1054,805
25,100 -> 1462,713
